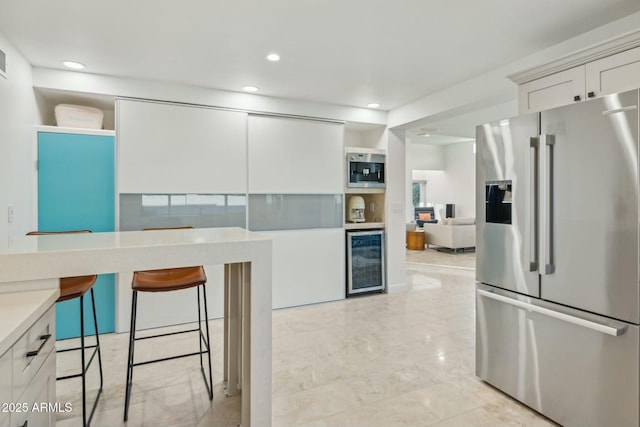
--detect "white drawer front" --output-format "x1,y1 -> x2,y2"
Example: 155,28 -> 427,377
477,286 -> 638,427
0,348 -> 11,427
12,350 -> 56,427
12,307 -> 55,400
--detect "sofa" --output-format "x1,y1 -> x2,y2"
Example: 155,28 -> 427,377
423,217 -> 475,252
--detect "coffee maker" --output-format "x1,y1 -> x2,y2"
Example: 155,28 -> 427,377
348,196 -> 365,223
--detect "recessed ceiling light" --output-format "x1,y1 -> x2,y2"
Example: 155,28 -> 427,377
243,85 -> 259,92
62,60 -> 85,70
367,103 -> 380,108
266,53 -> 280,62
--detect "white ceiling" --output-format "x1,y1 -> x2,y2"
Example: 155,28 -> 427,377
1,0 -> 639,112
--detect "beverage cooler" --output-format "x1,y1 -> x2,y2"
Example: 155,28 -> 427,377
346,229 -> 385,296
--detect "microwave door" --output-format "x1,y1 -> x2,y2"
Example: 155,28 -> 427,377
348,153 -> 385,188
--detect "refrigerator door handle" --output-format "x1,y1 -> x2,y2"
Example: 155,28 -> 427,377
602,105 -> 637,116
538,134 -> 555,275
478,289 -> 627,336
529,137 -> 539,272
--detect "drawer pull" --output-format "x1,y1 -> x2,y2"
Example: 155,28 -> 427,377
478,289 -> 627,336
26,334 -> 51,358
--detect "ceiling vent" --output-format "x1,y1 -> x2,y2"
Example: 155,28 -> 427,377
0,48 -> 5,79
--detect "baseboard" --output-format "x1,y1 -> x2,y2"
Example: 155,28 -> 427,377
387,282 -> 409,293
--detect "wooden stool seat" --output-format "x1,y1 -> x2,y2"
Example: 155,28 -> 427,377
132,266 -> 206,292
58,275 -> 98,302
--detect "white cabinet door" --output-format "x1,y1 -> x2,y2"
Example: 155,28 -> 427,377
518,66 -> 585,114
265,229 -> 345,309
248,115 -> 344,194
586,46 -> 640,99
117,100 -> 247,194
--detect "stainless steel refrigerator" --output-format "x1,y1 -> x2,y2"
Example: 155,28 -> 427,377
476,89 -> 639,427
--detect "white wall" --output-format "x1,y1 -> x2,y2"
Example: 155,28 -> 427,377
416,171 -> 448,209
344,129 -> 365,148
389,11 -> 640,130
385,129 -> 406,293
406,141 -> 475,221
345,126 -> 386,151
445,141 -> 475,218
0,32 -> 42,237
406,143 -> 445,170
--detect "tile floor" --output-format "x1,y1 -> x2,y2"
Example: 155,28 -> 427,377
55,248 -> 557,426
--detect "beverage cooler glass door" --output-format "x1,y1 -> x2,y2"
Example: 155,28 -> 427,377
347,230 -> 385,295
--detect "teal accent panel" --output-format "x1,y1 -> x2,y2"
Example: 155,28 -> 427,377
37,132 -> 115,339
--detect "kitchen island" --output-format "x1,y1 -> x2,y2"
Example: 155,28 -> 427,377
0,227 -> 272,427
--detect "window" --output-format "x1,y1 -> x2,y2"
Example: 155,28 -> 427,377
412,180 -> 427,207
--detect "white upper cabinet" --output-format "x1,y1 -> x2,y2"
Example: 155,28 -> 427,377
516,38 -> 640,114
117,99 -> 247,194
586,46 -> 640,99
247,115 -> 344,194
518,66 -> 585,114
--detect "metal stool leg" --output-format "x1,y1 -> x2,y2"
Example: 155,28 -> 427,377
197,286 -> 203,368
86,288 -> 103,426
90,289 -> 104,391
80,295 -> 87,427
124,291 -> 138,421
201,284 -> 214,400
55,291 -> 103,427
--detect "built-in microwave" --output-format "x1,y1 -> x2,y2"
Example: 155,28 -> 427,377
347,153 -> 385,188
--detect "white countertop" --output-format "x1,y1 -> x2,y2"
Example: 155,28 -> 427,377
0,289 -> 59,357
0,227 -> 271,283
0,226 -> 273,426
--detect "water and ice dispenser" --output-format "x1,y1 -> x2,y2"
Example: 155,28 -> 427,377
485,180 -> 512,224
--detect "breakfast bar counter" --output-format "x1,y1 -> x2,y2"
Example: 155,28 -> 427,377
0,227 -> 272,427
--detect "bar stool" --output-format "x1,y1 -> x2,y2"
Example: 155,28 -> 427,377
123,226 -> 213,422
26,230 -> 103,427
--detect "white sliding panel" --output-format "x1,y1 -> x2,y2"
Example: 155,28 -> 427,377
248,115 -> 344,194
265,229 -> 345,309
117,99 -> 247,194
